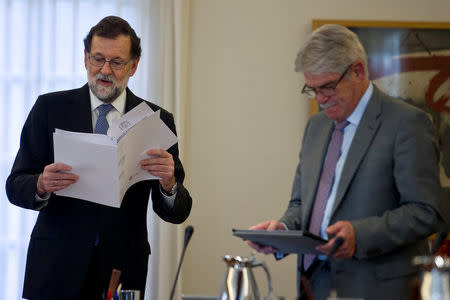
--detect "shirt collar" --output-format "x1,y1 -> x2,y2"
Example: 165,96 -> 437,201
346,82 -> 373,126
90,88 -> 126,115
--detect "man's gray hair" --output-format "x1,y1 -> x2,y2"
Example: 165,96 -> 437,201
295,24 -> 369,78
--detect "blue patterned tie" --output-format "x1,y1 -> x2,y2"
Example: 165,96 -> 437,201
95,103 -> 114,134
94,103 -> 113,245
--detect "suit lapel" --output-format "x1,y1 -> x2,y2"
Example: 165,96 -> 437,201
124,88 -> 143,113
65,86 -> 143,134
331,87 -> 382,216
67,84 -> 93,133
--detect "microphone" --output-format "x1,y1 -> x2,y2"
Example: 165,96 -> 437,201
169,225 -> 194,300
184,225 -> 194,247
299,237 -> 344,300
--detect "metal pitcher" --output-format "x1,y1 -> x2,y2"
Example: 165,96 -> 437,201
412,255 -> 450,300
218,253 -> 273,300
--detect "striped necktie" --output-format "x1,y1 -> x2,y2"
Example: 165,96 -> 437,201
304,120 -> 349,270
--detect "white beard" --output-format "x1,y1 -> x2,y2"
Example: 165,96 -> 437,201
88,73 -> 129,102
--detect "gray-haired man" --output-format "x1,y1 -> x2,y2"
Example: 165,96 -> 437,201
249,24 -> 444,300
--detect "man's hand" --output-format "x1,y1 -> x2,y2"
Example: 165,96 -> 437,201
37,163 -> 79,196
140,149 -> 175,192
247,220 -> 286,255
316,220 -> 356,258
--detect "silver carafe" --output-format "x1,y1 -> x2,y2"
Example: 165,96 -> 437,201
218,254 -> 273,300
413,255 -> 450,300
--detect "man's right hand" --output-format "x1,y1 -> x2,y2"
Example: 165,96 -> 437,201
37,163 -> 79,196
247,220 -> 286,255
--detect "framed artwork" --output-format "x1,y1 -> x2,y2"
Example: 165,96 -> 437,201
310,19 -> 450,247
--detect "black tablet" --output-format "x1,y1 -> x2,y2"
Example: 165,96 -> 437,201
233,229 -> 327,254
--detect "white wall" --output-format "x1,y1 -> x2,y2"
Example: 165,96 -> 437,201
182,0 -> 450,299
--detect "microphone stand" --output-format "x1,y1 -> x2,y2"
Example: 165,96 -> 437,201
169,226 -> 194,300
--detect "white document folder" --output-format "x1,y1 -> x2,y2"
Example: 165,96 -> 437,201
53,104 -> 178,208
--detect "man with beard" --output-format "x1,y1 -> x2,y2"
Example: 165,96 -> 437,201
6,16 -> 192,300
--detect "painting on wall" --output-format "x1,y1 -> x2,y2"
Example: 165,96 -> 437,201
310,20 -> 450,239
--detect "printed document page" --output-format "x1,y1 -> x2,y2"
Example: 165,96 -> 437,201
53,103 -> 177,208
117,110 -> 178,202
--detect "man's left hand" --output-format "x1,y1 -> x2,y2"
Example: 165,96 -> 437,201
140,149 -> 176,192
316,221 -> 356,258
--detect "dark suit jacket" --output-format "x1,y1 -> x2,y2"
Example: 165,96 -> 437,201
6,84 -> 192,299
280,86 -> 443,300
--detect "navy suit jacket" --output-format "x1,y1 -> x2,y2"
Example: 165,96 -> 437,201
6,84 -> 192,299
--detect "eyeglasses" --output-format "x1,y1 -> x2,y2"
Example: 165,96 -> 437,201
88,54 -> 132,70
301,64 -> 353,97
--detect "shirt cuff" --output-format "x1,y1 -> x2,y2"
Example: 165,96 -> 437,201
159,184 -> 177,208
35,192 -> 50,210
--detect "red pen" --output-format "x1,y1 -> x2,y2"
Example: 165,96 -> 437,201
107,290 -> 112,300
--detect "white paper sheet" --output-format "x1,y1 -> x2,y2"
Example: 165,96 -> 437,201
54,134 -> 120,206
53,105 -> 178,208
